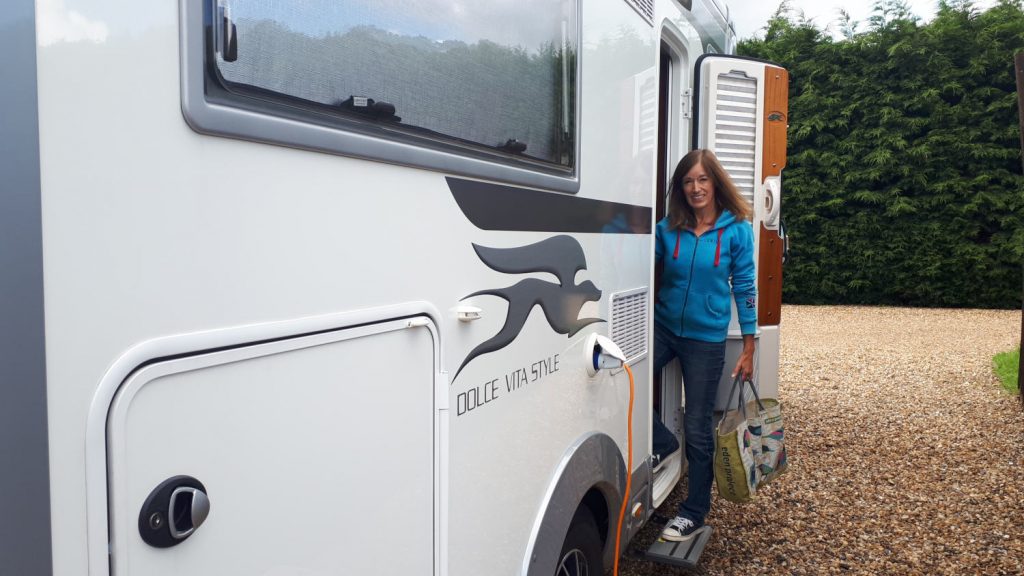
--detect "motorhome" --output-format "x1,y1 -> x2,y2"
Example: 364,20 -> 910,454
1,0 -> 787,574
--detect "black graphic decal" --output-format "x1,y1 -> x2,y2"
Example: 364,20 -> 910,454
447,177 -> 651,234
456,235 -> 604,379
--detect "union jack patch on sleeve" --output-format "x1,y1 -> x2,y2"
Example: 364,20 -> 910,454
745,297 -> 756,309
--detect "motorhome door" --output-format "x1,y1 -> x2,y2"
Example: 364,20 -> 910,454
692,55 -> 789,406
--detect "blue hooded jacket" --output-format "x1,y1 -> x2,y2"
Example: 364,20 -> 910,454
654,210 -> 757,342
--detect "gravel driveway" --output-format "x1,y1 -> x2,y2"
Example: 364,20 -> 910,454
620,305 -> 1023,575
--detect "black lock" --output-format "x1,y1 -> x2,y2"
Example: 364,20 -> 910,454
138,475 -> 210,548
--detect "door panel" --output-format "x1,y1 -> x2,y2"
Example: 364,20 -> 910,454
692,55 -> 788,408
759,66 -> 788,326
107,319 -> 436,575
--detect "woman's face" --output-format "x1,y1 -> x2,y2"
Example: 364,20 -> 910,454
682,162 -> 716,213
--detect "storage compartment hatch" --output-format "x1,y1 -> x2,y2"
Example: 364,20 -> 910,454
106,318 -> 436,575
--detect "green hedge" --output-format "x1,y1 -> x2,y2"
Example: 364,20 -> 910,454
739,0 -> 1024,308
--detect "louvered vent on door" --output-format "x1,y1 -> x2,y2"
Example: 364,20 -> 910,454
711,72 -> 758,206
610,287 -> 649,362
624,0 -> 654,24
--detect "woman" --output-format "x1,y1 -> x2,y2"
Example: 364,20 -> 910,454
654,148 -> 757,540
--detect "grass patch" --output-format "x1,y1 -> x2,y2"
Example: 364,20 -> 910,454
993,348 -> 1020,395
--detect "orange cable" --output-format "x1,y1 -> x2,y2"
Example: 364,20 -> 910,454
612,363 -> 635,576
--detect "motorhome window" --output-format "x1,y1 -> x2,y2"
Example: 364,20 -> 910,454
209,0 -> 578,171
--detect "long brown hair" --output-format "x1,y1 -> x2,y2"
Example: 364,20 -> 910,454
667,149 -> 752,230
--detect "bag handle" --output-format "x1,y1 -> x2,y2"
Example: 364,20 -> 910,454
724,375 -> 748,418
725,375 -> 768,419
742,377 -> 766,412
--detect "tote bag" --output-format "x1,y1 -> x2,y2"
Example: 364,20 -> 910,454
714,377 -> 761,503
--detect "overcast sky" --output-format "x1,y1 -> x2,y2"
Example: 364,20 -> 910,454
726,0 -> 1000,40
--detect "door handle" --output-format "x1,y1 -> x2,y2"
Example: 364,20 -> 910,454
139,476 -> 210,548
169,486 -> 211,540
763,176 -> 781,228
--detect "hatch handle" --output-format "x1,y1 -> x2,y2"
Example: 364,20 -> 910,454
169,486 -> 211,540
139,475 -> 210,548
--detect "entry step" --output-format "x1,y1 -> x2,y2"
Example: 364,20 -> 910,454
644,525 -> 713,569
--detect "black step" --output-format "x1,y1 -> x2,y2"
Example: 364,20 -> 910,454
644,525 -> 713,569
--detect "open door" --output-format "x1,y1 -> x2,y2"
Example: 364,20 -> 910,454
691,54 -> 788,407
645,54 -> 787,571
649,38 -> 688,510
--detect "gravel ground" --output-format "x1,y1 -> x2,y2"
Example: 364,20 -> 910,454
620,304 -> 1023,575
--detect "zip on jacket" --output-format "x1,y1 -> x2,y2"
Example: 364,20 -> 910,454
676,231 -> 699,338
654,210 -> 757,342
673,227 -> 724,266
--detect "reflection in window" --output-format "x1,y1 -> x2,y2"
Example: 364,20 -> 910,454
213,0 -> 577,169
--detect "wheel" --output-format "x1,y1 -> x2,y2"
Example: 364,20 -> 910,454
555,507 -> 604,576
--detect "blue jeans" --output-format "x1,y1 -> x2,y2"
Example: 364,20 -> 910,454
652,321 -> 725,526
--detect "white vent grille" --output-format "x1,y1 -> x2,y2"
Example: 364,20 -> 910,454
624,0 -> 654,24
712,72 -> 758,206
610,287 -> 649,362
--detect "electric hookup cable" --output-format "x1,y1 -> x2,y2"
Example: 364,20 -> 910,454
612,362 -> 634,576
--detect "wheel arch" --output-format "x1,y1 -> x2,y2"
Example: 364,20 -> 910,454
521,432 -> 625,576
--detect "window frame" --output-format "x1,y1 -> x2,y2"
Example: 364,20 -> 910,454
180,0 -> 582,194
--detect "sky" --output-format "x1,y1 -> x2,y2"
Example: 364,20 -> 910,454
725,0 -> 1000,40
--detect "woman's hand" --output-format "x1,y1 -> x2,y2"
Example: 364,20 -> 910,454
731,334 -> 756,381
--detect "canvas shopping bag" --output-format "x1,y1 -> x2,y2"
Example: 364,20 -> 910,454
744,381 -> 788,486
714,377 -> 760,503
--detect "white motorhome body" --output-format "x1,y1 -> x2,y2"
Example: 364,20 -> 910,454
1,0 -> 787,574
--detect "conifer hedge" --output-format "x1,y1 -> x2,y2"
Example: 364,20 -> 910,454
738,0 -> 1024,308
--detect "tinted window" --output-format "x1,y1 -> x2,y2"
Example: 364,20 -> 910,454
212,0 -> 577,169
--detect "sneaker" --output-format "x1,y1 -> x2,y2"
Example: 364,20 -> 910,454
661,516 -> 701,541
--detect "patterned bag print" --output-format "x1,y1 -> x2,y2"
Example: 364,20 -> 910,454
740,379 -> 789,486
753,397 -> 788,485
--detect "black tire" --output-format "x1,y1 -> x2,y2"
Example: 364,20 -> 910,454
555,507 -> 604,576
